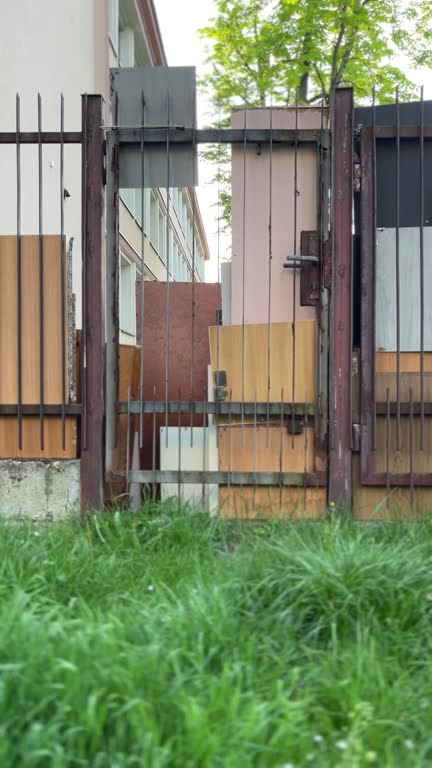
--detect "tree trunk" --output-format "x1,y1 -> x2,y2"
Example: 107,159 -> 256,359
299,71 -> 309,103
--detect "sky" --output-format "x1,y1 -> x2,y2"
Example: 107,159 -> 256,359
153,0 -> 225,281
153,0 -> 431,280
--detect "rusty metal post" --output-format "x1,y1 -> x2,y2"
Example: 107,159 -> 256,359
328,87 -> 354,509
81,95 -> 105,512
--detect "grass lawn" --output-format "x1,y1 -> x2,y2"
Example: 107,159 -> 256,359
0,508 -> 431,767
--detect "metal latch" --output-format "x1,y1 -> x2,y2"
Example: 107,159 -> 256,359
284,232 -> 321,306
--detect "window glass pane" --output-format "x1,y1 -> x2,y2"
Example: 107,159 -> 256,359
109,0 -> 119,52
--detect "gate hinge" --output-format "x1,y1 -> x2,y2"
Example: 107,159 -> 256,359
352,423 -> 361,453
322,238 -> 331,290
353,153 -> 361,193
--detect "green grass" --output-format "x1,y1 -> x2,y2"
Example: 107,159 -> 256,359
0,508 -> 432,766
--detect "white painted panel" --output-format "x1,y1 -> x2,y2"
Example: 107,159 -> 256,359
376,227 -> 432,352
160,426 -> 218,513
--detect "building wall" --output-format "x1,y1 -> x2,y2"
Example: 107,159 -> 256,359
0,0 -> 209,348
0,0 -> 109,323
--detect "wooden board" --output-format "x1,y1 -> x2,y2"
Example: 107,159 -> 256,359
209,321 -> 316,403
219,487 -> 326,519
0,235 -> 68,404
218,424 -> 316,473
353,455 -> 432,520
376,352 -> 432,373
0,417 -> 77,459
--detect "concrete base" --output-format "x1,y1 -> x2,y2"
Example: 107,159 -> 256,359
0,460 -> 80,520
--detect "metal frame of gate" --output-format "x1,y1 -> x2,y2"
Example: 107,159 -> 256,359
100,87 -> 356,511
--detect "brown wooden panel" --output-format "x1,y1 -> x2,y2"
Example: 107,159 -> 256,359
353,455 -> 432,520
219,487 -> 326,519
376,352 -> 432,373
372,417 -> 432,475
0,417 -> 77,458
218,425 -> 316,473
136,282 -> 220,473
0,235 -> 68,405
209,321 -> 316,403
376,372 -> 432,402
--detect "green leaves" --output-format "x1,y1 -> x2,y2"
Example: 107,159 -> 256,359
199,0 -> 429,229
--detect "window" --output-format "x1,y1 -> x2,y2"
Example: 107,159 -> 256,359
158,210 -> 166,262
150,193 -> 159,249
120,189 -> 134,213
120,253 -> 136,337
109,0 -> 119,53
119,27 -> 134,67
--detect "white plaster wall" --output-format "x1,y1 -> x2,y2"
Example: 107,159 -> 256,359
0,0 -> 109,323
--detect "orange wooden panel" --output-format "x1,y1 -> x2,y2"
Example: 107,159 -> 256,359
219,487 -> 326,519
0,235 -> 68,405
376,352 -> 432,373
209,321 -> 316,403
218,425 -> 316,473
0,417 -> 77,459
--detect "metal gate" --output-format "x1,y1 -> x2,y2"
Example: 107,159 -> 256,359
102,73 -> 355,516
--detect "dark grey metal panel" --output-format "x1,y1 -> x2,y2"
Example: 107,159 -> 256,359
111,66 -> 197,188
376,138 -> 432,228
355,101 -> 432,128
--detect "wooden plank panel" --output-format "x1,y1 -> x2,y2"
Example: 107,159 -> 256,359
219,487 -> 326,519
376,372 -> 432,402
0,235 -> 67,404
218,425 -> 316,473
209,321 -> 316,403
353,455 -> 432,520
376,352 -> 432,373
372,417 -> 432,475
0,417 -> 77,458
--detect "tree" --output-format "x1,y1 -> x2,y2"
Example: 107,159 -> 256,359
199,0 -> 431,231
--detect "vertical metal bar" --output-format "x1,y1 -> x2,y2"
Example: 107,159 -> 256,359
409,386 -> 414,511
253,387 -> 257,508
228,388 -> 232,491
395,88 -> 401,451
304,390 -> 308,514
60,94 -> 66,451
139,91 -> 146,450
81,95 -> 105,512
165,90 -> 171,448
105,95 -> 120,477
291,91 -> 299,446
241,107 -> 247,447
215,104 -> 222,443
420,86 -> 425,450
190,91 -> 198,446
16,94 -> 23,451
266,102 -> 273,448
360,126 -> 376,484
202,385 -> 207,508
386,387 -> 390,510
37,94 -> 45,451
82,94 -> 88,454
279,388 -> 284,513
178,387 -> 182,505
329,88 -> 354,507
126,385 -> 131,499
152,384 -> 157,500
372,87 -> 377,451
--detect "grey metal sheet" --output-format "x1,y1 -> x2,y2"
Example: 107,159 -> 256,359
111,66 -> 197,188
376,226 -> 432,351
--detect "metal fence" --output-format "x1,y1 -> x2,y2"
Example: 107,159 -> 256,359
0,94 -> 104,511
